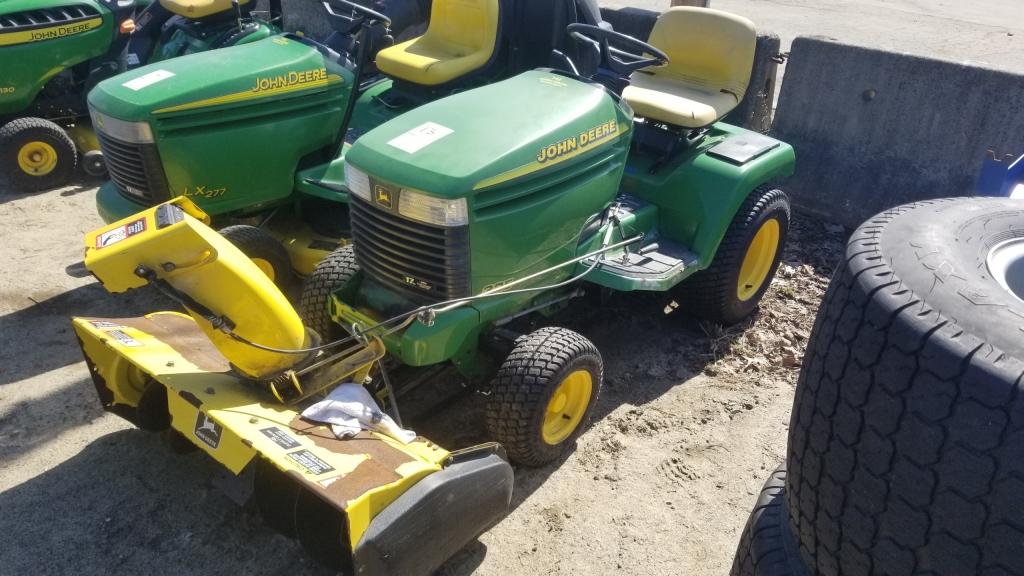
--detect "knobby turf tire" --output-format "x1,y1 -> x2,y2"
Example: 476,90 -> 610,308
299,245 -> 359,342
675,186 -> 790,325
786,198 -> 1024,576
0,117 -> 77,193
219,225 -> 293,291
485,327 -> 603,467
732,467 -> 810,576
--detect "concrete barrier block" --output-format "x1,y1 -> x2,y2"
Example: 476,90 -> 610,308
773,36 -> 1024,227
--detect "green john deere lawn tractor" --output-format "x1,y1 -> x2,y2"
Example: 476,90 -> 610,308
90,0 -> 609,283
0,0 -> 282,192
300,6 -> 796,464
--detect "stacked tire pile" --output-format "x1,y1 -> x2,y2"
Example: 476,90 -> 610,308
732,198 -> 1024,576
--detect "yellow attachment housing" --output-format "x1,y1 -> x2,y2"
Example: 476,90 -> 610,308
71,312 -> 450,548
84,198 -> 309,380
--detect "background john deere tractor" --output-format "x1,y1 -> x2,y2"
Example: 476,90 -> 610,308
302,8 -> 795,466
0,0 -> 283,193
89,0 -> 609,286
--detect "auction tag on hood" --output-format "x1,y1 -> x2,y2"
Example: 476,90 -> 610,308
122,69 -> 175,91
387,122 -> 454,154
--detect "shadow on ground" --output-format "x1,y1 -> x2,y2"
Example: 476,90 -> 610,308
0,429 -> 334,575
0,284 -> 167,386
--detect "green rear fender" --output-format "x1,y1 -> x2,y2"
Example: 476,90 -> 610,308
621,125 -> 796,270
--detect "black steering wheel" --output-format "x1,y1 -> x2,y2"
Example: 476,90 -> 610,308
322,0 -> 392,30
566,23 -> 668,77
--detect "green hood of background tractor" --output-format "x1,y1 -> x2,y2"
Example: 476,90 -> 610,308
346,70 -> 632,197
1,0 -> 118,115
88,34 -> 348,122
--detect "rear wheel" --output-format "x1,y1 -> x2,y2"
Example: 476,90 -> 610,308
486,327 -> 603,466
219,225 -> 293,291
674,187 -> 790,325
81,150 -> 107,178
0,117 -> 77,193
300,245 -> 359,341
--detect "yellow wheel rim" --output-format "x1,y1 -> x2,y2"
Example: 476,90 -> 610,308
16,141 -> 58,176
737,218 -> 781,302
251,257 -> 276,281
542,369 -> 593,446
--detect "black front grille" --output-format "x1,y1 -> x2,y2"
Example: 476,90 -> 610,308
97,132 -> 171,205
0,4 -> 100,31
349,194 -> 470,303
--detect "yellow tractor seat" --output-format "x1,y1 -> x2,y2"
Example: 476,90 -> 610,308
622,7 -> 756,129
376,0 -> 501,87
159,0 -> 250,19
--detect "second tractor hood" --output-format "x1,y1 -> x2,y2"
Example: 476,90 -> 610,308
345,70 -> 632,198
88,34 -> 344,122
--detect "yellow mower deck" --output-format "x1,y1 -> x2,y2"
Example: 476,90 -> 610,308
73,312 -> 447,548
73,199 -> 514,574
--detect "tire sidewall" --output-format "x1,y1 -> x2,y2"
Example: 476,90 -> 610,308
2,121 -> 77,192
868,198 -> 1024,357
526,352 -> 603,463
724,197 -> 790,323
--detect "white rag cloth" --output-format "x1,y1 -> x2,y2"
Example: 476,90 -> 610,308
300,383 -> 416,444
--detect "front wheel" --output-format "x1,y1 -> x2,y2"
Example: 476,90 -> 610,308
219,225 -> 294,291
0,117 -> 77,193
299,245 -> 359,341
674,186 -> 790,325
485,327 -> 603,467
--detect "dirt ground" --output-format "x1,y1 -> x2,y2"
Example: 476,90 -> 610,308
0,176 -> 842,575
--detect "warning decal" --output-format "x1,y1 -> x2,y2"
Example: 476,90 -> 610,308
286,449 -> 335,476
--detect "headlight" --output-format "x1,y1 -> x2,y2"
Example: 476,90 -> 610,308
89,107 -> 153,143
399,189 -> 468,227
344,162 -> 371,201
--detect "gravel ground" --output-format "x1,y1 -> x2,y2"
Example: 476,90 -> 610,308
0,180 -> 842,575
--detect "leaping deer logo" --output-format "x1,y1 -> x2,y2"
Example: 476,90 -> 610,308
194,413 -> 223,449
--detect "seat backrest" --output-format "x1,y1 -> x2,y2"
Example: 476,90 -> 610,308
647,7 -> 756,99
424,0 -> 500,53
159,0 -> 251,20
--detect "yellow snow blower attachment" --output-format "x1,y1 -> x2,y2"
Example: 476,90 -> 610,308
72,198 -> 513,574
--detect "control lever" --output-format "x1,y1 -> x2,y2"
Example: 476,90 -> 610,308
232,0 -> 243,31
637,243 -> 660,256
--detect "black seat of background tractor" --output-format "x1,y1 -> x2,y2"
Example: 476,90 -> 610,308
510,0 -> 607,72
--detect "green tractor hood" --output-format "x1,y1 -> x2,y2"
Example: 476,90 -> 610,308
88,34 -> 348,122
346,70 -> 633,196
1,0 -> 120,115
89,34 -> 352,218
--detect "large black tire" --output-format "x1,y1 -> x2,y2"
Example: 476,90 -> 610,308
0,117 -> 77,193
219,225 -> 293,291
299,245 -> 359,341
732,467 -> 810,576
485,327 -> 603,467
674,186 -> 790,325
787,198 -> 1024,576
